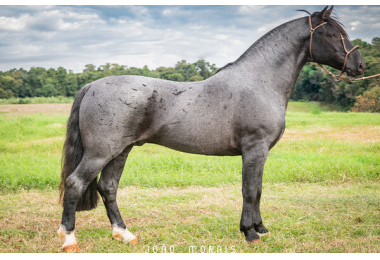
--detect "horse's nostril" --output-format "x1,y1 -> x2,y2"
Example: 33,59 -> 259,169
358,62 -> 363,73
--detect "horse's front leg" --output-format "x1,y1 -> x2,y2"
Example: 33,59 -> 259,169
240,140 -> 269,243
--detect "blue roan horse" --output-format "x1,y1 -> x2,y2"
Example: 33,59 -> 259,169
58,6 -> 365,251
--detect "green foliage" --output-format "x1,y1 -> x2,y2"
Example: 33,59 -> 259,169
168,73 -> 184,82
0,88 -> 14,99
352,86 -> 380,112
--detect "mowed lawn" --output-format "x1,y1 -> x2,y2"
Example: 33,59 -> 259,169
0,102 -> 379,253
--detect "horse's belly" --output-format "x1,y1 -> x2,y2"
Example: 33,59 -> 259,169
149,123 -> 240,156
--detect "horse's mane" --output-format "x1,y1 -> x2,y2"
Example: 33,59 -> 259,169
215,9 -> 348,75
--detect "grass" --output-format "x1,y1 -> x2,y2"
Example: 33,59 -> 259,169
0,96 -> 74,105
0,183 -> 378,253
0,101 -> 379,252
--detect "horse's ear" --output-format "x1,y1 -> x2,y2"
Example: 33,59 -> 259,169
318,6 -> 329,20
319,6 -> 333,20
326,6 -> 333,18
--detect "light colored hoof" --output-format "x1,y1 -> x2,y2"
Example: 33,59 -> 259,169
58,225 -> 78,252
130,238 -> 139,245
63,244 -> 79,252
258,232 -> 271,237
248,238 -> 261,244
112,226 -> 138,245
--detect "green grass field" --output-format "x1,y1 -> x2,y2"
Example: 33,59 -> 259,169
0,96 -> 74,105
0,101 -> 379,252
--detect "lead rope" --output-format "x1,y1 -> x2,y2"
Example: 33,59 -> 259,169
308,16 -> 380,82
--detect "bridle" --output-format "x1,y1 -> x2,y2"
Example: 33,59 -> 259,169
308,16 -> 361,82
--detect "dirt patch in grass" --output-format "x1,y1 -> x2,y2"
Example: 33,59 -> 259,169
0,104 -> 71,116
283,126 -> 380,143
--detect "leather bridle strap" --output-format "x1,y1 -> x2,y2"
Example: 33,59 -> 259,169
308,16 -> 371,82
339,34 -> 359,78
308,16 -> 327,61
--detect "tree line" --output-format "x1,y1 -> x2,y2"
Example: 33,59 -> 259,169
0,59 -> 217,100
1,38 -> 379,111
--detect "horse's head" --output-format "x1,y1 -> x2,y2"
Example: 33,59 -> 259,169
308,6 -> 365,77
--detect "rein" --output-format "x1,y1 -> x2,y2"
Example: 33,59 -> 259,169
308,16 -> 380,82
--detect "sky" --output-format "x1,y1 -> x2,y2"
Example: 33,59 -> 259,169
0,2 -> 379,73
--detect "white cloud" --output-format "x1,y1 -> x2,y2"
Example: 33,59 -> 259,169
258,27 -> 267,33
238,5 -> 265,15
163,8 -> 172,16
349,21 -> 361,31
215,34 -> 228,40
0,14 -> 29,31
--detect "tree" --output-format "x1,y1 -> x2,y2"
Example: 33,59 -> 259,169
372,37 -> 380,52
168,73 -> 184,82
352,85 -> 380,112
84,64 -> 96,73
189,75 -> 204,81
66,73 -> 79,96
56,67 -> 68,96
26,67 -> 48,97
0,88 -> 14,98
174,60 -> 197,81
194,59 -> 218,79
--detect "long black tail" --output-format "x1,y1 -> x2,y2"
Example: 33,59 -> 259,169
59,84 -> 99,211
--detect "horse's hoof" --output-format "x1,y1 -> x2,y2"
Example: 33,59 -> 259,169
63,244 -> 79,252
248,238 -> 261,244
130,238 -> 139,245
258,232 -> 271,237
112,226 -> 138,245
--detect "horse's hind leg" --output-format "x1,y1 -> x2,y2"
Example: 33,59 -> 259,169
97,146 -> 138,245
58,153 -> 111,252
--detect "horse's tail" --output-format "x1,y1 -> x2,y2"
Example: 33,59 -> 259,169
59,83 -> 99,211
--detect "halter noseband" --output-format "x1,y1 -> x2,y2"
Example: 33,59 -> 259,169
308,16 -> 359,81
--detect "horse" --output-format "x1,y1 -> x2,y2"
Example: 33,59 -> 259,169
57,6 -> 365,251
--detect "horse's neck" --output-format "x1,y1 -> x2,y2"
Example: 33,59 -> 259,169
230,17 -> 310,108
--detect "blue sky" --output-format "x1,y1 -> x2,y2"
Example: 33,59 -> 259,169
0,4 -> 379,72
